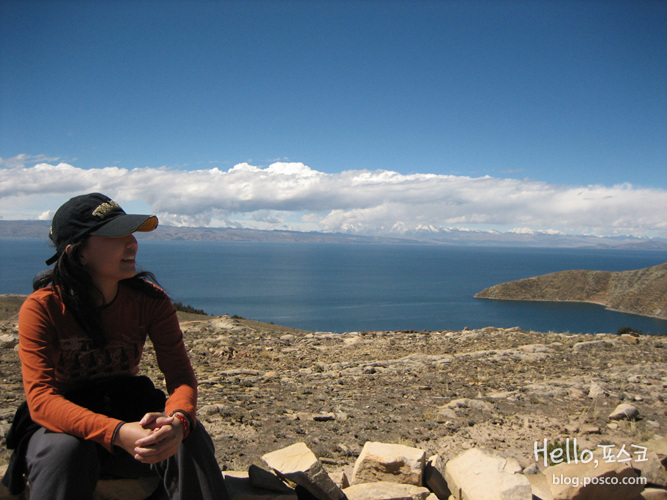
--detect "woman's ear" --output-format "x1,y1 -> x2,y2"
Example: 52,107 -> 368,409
66,244 -> 87,265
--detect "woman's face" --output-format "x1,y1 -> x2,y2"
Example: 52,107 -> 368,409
78,234 -> 139,289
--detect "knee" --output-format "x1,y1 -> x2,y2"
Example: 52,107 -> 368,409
28,429 -> 99,473
26,429 -> 101,498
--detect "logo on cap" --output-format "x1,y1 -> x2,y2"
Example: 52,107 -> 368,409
92,200 -> 121,219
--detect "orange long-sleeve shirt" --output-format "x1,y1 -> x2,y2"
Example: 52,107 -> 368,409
18,283 -> 198,451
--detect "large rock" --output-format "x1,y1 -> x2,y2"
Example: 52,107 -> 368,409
261,442 -> 345,500
343,481 -> 432,500
545,458 -> 644,500
444,448 -> 532,500
633,452 -> 667,488
352,442 -> 426,486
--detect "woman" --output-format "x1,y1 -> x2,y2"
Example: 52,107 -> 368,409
4,193 -> 228,499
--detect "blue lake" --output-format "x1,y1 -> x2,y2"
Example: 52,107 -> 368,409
1,238 -> 666,334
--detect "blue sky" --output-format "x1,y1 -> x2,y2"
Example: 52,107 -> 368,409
1,0 -> 666,238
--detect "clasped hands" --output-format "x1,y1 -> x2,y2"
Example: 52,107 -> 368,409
114,412 -> 185,463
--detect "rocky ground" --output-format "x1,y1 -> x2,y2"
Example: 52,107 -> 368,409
1,295 -> 666,483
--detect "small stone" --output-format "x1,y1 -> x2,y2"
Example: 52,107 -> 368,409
329,471 -> 350,489
581,424 -> 601,435
313,413 -> 335,422
0,334 -> 17,349
564,424 -> 579,433
608,403 -> 640,421
588,381 -> 607,399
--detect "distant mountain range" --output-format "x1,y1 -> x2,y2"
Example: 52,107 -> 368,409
475,262 -> 667,320
1,219 -> 666,250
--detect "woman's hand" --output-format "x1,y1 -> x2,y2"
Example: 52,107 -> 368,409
114,412 -> 185,463
133,412 -> 184,463
139,412 -> 175,431
113,421 -> 155,458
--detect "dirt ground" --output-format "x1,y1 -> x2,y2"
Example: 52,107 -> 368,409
1,298 -> 665,480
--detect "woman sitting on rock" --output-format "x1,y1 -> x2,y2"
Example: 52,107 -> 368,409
2,193 -> 228,500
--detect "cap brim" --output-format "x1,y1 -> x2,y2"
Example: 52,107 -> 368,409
90,214 -> 158,237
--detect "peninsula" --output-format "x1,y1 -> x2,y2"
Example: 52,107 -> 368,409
475,262 -> 667,320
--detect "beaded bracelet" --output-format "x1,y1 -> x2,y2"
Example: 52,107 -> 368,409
172,412 -> 191,439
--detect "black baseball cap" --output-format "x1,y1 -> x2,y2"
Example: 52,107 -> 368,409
45,193 -> 158,265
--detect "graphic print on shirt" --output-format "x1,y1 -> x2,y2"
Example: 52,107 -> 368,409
56,336 -> 142,384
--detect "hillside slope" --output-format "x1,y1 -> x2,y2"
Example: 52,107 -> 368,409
475,262 -> 667,319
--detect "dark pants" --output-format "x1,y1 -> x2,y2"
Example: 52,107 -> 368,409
24,422 -> 229,500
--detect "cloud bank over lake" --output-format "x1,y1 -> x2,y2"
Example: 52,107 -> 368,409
2,156 -> 665,238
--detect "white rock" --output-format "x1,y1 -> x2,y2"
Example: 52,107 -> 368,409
261,442 -> 345,500
444,448 -> 532,500
352,442 -> 426,486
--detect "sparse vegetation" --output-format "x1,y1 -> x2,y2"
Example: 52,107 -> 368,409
617,326 -> 642,336
172,302 -> 208,315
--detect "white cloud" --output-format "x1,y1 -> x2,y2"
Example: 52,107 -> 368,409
0,154 -> 61,169
508,227 -> 565,236
1,156 -> 666,238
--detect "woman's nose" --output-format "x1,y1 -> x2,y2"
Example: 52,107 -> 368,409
126,234 -> 138,249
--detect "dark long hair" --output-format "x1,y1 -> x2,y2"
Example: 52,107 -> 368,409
33,236 -> 167,348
